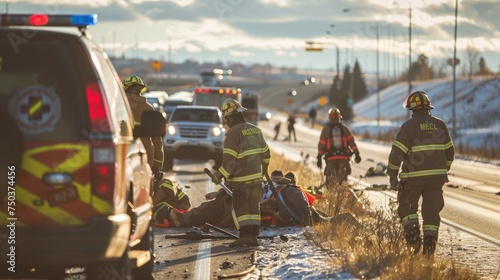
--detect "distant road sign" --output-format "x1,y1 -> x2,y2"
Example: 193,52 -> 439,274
151,60 -> 162,72
318,96 -> 327,106
287,98 -> 294,105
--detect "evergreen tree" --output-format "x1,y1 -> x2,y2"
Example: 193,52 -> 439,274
477,57 -> 492,75
337,66 -> 353,121
352,60 -> 368,102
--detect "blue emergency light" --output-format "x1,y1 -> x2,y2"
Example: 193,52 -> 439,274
0,14 -> 97,27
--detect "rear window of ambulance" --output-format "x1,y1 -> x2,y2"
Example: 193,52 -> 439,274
0,30 -> 90,141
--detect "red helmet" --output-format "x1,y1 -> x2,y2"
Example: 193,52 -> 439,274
328,107 -> 342,119
403,91 -> 434,110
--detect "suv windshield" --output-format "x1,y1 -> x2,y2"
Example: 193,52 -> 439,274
1,34 -> 89,141
170,108 -> 221,123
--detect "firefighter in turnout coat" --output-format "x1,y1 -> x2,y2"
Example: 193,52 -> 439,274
387,91 -> 454,255
212,98 -> 271,247
123,75 -> 164,178
317,107 -> 361,185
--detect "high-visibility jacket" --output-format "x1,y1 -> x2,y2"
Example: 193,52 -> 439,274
318,120 -> 359,161
387,110 -> 454,181
153,178 -> 190,223
219,122 -> 270,188
126,94 -> 164,169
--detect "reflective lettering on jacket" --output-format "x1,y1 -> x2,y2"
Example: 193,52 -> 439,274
387,111 -> 454,181
219,122 -> 270,188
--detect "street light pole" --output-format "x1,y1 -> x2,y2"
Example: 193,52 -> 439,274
376,22 -> 380,127
452,0 -> 458,138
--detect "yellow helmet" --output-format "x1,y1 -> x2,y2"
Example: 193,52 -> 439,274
328,107 -> 342,119
403,91 -> 434,110
123,75 -> 147,94
222,98 -> 247,118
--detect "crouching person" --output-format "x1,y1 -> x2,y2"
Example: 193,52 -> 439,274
261,170 -> 312,227
152,174 -> 190,227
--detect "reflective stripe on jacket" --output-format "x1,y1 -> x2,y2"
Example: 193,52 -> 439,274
387,110 -> 454,181
219,122 -> 270,188
318,120 -> 358,161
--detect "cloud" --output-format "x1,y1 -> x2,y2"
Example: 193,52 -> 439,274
229,50 -> 252,57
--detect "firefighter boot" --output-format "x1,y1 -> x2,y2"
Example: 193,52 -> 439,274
228,235 -> 257,247
404,226 -> 422,254
423,235 -> 438,256
229,226 -> 258,247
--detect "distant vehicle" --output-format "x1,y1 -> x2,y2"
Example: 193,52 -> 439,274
0,13 -> 164,279
302,77 -> 316,85
143,90 -> 169,111
163,106 -> 225,170
163,91 -> 194,118
259,110 -> 272,121
192,86 -> 242,110
200,69 -> 233,86
200,69 -> 224,86
289,88 -> 298,96
241,91 -> 260,125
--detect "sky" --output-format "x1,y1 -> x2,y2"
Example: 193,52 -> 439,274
4,0 -> 500,74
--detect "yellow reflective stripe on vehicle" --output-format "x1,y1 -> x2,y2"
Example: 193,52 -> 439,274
0,211 -> 26,226
393,140 -> 409,154
399,169 -> 448,178
91,195 -> 113,214
17,185 -> 84,225
23,144 -> 112,215
223,147 -> 238,158
226,173 -> 262,183
411,144 -> 446,152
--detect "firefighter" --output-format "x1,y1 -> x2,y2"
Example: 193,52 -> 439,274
123,75 -> 164,179
317,107 -> 361,185
211,98 -> 271,247
387,91 -> 454,256
152,174 -> 190,226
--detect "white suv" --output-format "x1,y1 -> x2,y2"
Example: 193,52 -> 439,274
163,106 -> 224,170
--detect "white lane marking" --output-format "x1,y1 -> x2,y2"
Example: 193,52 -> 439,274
193,241 -> 211,280
192,162 -> 215,280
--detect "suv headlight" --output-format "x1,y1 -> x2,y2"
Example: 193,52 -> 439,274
212,126 -> 222,137
167,125 -> 177,135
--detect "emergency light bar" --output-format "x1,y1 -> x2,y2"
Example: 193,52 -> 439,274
0,14 -> 97,27
195,87 -> 241,95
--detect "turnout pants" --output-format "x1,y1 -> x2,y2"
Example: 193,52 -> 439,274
324,159 -> 351,185
397,178 -> 445,253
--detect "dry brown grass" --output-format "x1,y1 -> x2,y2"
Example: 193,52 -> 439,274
269,150 -> 483,280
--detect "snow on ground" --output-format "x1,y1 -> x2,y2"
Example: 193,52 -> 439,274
248,111 -> 500,279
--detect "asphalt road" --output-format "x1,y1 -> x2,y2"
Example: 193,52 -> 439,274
151,77 -> 500,279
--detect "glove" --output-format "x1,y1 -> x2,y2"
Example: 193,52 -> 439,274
152,166 -> 162,181
390,177 -> 402,191
212,171 -> 223,185
316,155 -> 322,169
354,153 -> 361,164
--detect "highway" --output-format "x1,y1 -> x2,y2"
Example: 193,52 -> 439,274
151,77 -> 500,278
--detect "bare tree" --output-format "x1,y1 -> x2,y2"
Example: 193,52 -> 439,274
466,44 -> 480,79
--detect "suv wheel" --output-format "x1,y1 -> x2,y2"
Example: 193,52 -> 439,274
132,218 -> 155,280
86,249 -> 131,280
